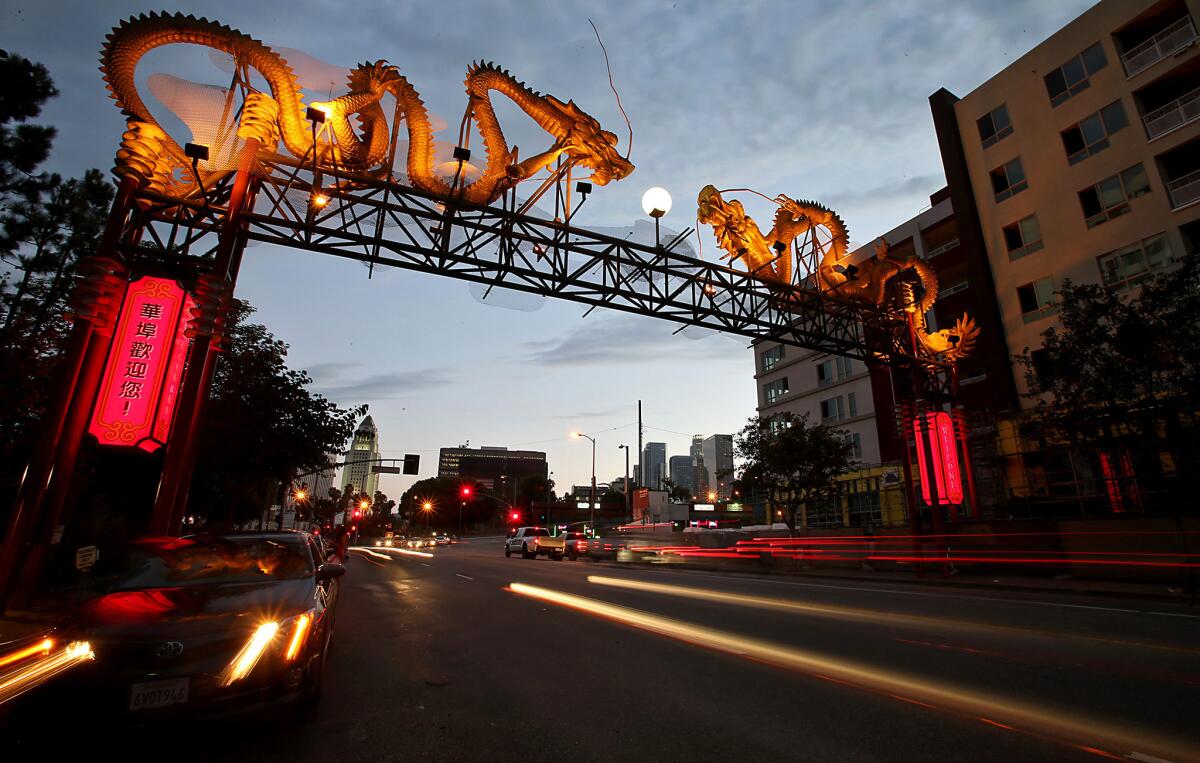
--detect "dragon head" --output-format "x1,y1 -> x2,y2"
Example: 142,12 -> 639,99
545,95 -> 633,186
919,313 -> 980,362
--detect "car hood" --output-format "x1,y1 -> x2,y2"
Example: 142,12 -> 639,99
73,577 -> 317,638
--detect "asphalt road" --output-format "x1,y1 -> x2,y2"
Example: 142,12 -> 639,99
33,538 -> 1200,761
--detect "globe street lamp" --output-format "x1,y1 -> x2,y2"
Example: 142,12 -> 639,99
572,432 -> 597,533
641,187 -> 671,248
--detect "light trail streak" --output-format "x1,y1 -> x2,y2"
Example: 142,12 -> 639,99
351,545 -> 434,559
509,582 -> 1194,762
0,638 -> 53,669
221,622 -> 278,686
0,641 -> 94,706
586,575 -> 1200,654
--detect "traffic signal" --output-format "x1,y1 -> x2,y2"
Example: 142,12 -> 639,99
461,486 -> 472,498
352,509 -> 362,520
510,511 -> 519,521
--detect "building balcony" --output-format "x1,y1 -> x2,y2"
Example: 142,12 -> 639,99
1121,16 -> 1198,78
1144,85 -> 1200,139
1166,168 -> 1200,209
924,237 -> 960,258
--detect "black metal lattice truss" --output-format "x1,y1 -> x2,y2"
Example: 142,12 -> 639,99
123,153 -> 923,366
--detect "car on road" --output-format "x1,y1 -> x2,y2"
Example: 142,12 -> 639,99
504,527 -> 565,561
560,527 -> 590,561
435,534 -> 450,546
51,531 -> 345,720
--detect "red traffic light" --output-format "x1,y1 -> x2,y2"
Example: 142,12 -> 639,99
510,511 -> 519,521
461,486 -> 472,497
350,525 -> 357,532
352,509 -> 362,520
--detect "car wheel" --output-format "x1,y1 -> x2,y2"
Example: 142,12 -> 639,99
569,550 -> 578,561
504,546 -> 512,558
553,552 -> 563,561
522,543 -> 533,559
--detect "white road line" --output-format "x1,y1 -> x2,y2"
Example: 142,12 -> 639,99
628,567 -> 1198,618
1127,751 -> 1177,762
420,562 -> 432,567
456,573 -> 474,581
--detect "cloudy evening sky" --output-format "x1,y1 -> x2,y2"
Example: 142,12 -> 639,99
2,0 -> 1094,496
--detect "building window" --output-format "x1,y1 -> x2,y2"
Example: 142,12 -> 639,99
1045,42 -> 1108,107
1003,215 -> 1044,261
816,355 -> 853,387
820,396 -> 846,424
764,377 -> 789,404
1079,164 -> 1150,228
761,345 -> 784,372
767,414 -> 789,434
940,280 -> 968,297
848,392 -> 858,418
1061,100 -> 1128,165
1097,234 -> 1174,292
842,432 -> 863,460
990,158 -> 1028,202
977,104 -> 1012,148
1017,277 -> 1058,323
1030,348 -> 1054,387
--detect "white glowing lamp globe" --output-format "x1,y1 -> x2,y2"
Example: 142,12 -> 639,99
641,187 -> 672,218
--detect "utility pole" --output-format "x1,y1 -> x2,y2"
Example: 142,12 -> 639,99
619,444 -> 631,523
637,400 -> 643,489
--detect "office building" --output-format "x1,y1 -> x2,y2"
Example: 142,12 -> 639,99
702,434 -> 734,499
309,452 -> 339,501
642,442 -> 667,490
339,416 -> 381,497
668,455 -> 695,496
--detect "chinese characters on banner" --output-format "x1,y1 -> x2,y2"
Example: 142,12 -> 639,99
912,411 -> 964,506
87,276 -> 193,452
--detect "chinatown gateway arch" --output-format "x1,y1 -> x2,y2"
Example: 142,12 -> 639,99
0,12 -> 984,602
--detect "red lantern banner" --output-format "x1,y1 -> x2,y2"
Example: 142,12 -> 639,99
913,411 -> 964,506
88,276 -> 192,452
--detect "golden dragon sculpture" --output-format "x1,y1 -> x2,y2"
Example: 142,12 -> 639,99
100,12 -> 634,204
696,185 -> 978,363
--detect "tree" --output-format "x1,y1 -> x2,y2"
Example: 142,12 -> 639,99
399,477 -> 492,532
733,412 -> 855,532
1018,255 -> 1200,441
660,477 -> 692,504
0,52 -> 113,511
188,300 -> 365,525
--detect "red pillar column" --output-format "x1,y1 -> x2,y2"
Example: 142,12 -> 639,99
151,138 -> 261,536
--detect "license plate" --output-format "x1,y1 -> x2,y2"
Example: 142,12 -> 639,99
129,677 -> 189,711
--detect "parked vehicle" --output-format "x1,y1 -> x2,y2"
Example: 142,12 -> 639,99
49,532 -> 344,720
504,527 -> 564,560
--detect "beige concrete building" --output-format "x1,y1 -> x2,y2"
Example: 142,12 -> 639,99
936,0 -> 1200,402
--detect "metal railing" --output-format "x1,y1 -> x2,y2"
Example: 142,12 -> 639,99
1166,168 -> 1200,209
1122,16 -> 1198,77
1144,85 -> 1200,138
924,237 -> 960,258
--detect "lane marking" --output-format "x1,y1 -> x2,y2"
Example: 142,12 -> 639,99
420,562 -> 432,567
456,573 -> 474,581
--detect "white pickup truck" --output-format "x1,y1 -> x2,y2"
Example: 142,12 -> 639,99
504,527 -> 565,561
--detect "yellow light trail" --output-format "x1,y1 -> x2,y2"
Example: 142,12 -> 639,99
585,575 -> 1200,655
284,614 -> 312,662
0,641 -> 94,706
509,582 -> 1193,762
222,622 -> 279,686
0,638 -> 53,670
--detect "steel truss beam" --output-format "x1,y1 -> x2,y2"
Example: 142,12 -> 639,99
122,152 -> 928,366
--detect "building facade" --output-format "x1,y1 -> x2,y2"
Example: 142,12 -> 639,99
642,442 -> 667,490
339,416 -> 381,497
932,0 -> 1200,403
668,455 -> 696,496
309,452 -> 340,501
701,434 -> 734,499
437,445 -> 548,492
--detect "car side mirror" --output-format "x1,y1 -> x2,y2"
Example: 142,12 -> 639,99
317,562 -> 346,580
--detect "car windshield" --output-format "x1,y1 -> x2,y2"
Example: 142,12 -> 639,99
108,535 -> 315,590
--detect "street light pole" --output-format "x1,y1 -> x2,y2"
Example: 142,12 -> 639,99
574,432 -> 597,533
618,444 -> 630,523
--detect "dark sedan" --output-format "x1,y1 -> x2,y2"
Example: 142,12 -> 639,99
55,531 -> 344,720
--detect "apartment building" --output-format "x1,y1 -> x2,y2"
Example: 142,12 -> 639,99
932,0 -> 1200,402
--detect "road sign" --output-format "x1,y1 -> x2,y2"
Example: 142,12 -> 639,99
372,465 -> 401,474
403,454 -> 420,475
75,545 -> 99,571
